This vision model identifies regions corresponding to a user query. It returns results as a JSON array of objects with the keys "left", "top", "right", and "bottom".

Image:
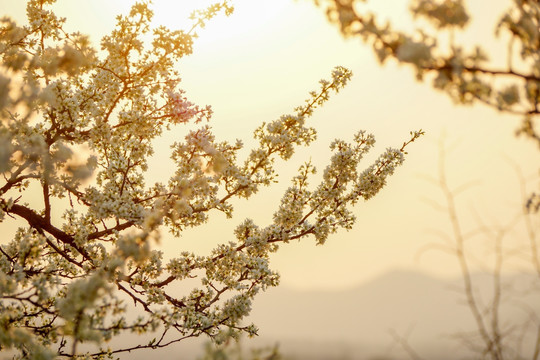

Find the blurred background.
[{"left": 1, "top": 0, "right": 539, "bottom": 358}]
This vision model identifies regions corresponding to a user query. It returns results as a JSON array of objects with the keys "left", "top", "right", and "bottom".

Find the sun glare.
[{"left": 150, "top": 0, "right": 292, "bottom": 45}]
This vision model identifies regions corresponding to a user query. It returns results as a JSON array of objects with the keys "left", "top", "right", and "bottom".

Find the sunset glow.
[{"left": 2, "top": 0, "right": 540, "bottom": 359}]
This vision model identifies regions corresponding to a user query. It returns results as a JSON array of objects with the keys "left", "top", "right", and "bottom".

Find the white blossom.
[{"left": 0, "top": 1, "right": 422, "bottom": 358}]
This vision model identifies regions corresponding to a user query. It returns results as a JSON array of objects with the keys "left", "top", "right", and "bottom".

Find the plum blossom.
[{"left": 0, "top": 1, "right": 423, "bottom": 358}]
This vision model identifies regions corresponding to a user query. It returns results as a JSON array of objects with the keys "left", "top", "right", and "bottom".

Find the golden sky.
[{"left": 2, "top": 0, "right": 538, "bottom": 290}]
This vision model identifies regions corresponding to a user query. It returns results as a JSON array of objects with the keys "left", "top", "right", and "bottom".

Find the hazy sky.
[{"left": 2, "top": 0, "right": 538, "bottom": 290}]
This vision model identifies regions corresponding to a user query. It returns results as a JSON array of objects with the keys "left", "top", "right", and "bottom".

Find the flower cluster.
[
  {"left": 0, "top": 1, "right": 422, "bottom": 358},
  {"left": 410, "top": 0, "right": 469, "bottom": 29}
]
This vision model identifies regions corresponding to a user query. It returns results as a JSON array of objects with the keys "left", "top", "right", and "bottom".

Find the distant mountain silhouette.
[{"left": 245, "top": 269, "right": 540, "bottom": 360}]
